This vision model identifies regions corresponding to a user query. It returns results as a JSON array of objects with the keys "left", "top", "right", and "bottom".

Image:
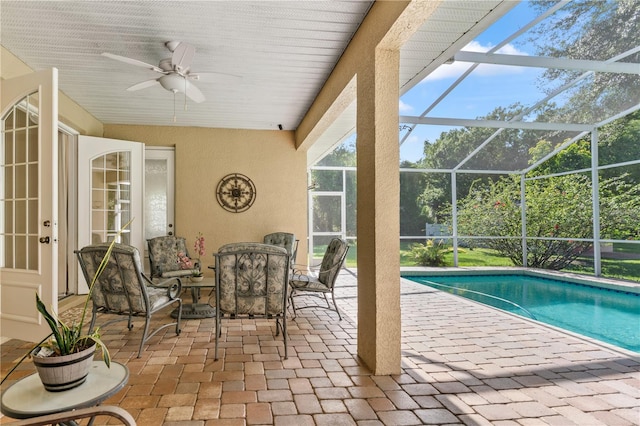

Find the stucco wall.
[{"left": 104, "top": 124, "right": 308, "bottom": 273}]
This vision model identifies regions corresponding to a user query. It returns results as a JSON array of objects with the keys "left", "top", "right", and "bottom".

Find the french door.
[
  {"left": 1, "top": 69, "right": 58, "bottom": 342},
  {"left": 77, "top": 136, "right": 144, "bottom": 294}
]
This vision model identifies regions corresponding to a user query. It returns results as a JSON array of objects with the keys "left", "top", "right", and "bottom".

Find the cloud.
[
  {"left": 399, "top": 99, "right": 414, "bottom": 113},
  {"left": 422, "top": 41, "right": 529, "bottom": 82},
  {"left": 405, "top": 134, "right": 421, "bottom": 144}
]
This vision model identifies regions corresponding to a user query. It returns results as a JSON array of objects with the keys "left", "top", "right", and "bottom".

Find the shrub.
[{"left": 409, "top": 239, "right": 447, "bottom": 266}]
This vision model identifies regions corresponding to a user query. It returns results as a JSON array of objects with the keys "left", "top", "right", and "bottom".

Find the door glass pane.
[
  {"left": 15, "top": 130, "right": 26, "bottom": 163},
  {"left": 90, "top": 151, "right": 132, "bottom": 245},
  {"left": 145, "top": 158, "right": 168, "bottom": 239},
  {"left": 28, "top": 125, "right": 38, "bottom": 162},
  {"left": 15, "top": 164, "right": 26, "bottom": 198},
  {"left": 28, "top": 162, "right": 37, "bottom": 197},
  {"left": 1, "top": 92, "right": 38, "bottom": 269}
]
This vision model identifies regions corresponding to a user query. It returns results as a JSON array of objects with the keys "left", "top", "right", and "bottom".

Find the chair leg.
[
  {"left": 214, "top": 314, "right": 220, "bottom": 360},
  {"left": 331, "top": 291, "right": 342, "bottom": 321},
  {"left": 289, "top": 289, "right": 297, "bottom": 318},
  {"left": 283, "top": 315, "right": 288, "bottom": 359},
  {"left": 175, "top": 300, "right": 182, "bottom": 335},
  {"left": 138, "top": 313, "right": 152, "bottom": 358}
]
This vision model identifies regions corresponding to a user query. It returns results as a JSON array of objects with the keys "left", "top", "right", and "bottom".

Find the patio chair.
[
  {"left": 147, "top": 235, "right": 201, "bottom": 280},
  {"left": 289, "top": 238, "right": 349, "bottom": 320},
  {"left": 213, "top": 242, "right": 290, "bottom": 359},
  {"left": 76, "top": 243, "right": 183, "bottom": 358},
  {"left": 263, "top": 232, "right": 298, "bottom": 271}
]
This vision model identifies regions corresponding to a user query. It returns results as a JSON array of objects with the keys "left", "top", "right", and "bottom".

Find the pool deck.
[{"left": 1, "top": 268, "right": 639, "bottom": 425}]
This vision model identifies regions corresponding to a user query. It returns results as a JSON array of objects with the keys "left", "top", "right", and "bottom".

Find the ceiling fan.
[{"left": 102, "top": 41, "right": 234, "bottom": 104}]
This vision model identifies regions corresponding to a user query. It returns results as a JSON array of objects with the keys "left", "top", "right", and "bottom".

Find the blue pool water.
[{"left": 408, "top": 274, "right": 640, "bottom": 352}]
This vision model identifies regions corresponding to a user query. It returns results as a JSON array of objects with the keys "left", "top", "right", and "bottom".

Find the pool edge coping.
[{"left": 400, "top": 266, "right": 640, "bottom": 295}]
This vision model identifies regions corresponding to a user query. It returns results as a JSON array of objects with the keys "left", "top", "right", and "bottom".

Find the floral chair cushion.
[
  {"left": 77, "top": 243, "right": 169, "bottom": 313},
  {"left": 317, "top": 238, "right": 349, "bottom": 287},
  {"left": 213, "top": 242, "right": 290, "bottom": 359},
  {"left": 147, "top": 236, "right": 200, "bottom": 278},
  {"left": 216, "top": 243, "right": 289, "bottom": 316},
  {"left": 263, "top": 232, "right": 297, "bottom": 264}
]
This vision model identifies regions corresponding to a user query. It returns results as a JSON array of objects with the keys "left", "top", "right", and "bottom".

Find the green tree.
[
  {"left": 455, "top": 174, "right": 640, "bottom": 269},
  {"left": 530, "top": 111, "right": 640, "bottom": 180},
  {"left": 400, "top": 161, "right": 428, "bottom": 236},
  {"left": 418, "top": 104, "right": 568, "bottom": 222},
  {"left": 311, "top": 137, "right": 357, "bottom": 237},
  {"left": 597, "top": 110, "right": 640, "bottom": 183},
  {"left": 528, "top": 0, "right": 640, "bottom": 124},
  {"left": 316, "top": 137, "right": 356, "bottom": 167},
  {"left": 529, "top": 139, "right": 591, "bottom": 175}
]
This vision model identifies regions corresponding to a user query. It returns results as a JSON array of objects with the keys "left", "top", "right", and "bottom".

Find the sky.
[{"left": 397, "top": 1, "right": 549, "bottom": 163}]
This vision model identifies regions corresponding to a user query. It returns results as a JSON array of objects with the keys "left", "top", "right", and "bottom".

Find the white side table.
[{"left": 1, "top": 361, "right": 128, "bottom": 420}]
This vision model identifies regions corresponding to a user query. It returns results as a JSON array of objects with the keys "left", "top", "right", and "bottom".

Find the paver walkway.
[{"left": 1, "top": 269, "right": 638, "bottom": 425}]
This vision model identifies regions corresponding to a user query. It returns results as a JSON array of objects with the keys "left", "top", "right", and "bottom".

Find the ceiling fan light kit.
[{"left": 159, "top": 74, "right": 189, "bottom": 93}]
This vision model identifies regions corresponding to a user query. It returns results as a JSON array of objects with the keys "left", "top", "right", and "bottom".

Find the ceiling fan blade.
[
  {"left": 185, "top": 83, "right": 205, "bottom": 103},
  {"left": 126, "top": 79, "right": 161, "bottom": 92},
  {"left": 102, "top": 52, "right": 165, "bottom": 73},
  {"left": 189, "top": 72, "right": 242, "bottom": 84},
  {"left": 171, "top": 42, "right": 195, "bottom": 72}
]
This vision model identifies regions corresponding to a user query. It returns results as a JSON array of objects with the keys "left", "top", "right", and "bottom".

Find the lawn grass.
[
  {"left": 564, "top": 257, "right": 640, "bottom": 282},
  {"left": 314, "top": 242, "right": 639, "bottom": 282},
  {"left": 614, "top": 242, "right": 640, "bottom": 254}
]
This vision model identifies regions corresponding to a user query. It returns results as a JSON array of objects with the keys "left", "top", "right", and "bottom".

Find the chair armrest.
[
  {"left": 143, "top": 274, "right": 182, "bottom": 299},
  {"left": 4, "top": 405, "right": 136, "bottom": 426},
  {"left": 291, "top": 272, "right": 312, "bottom": 284},
  {"left": 292, "top": 261, "right": 342, "bottom": 279},
  {"left": 291, "top": 264, "right": 311, "bottom": 276}
]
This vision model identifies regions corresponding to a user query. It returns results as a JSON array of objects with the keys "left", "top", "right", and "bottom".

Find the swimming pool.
[{"left": 406, "top": 273, "right": 640, "bottom": 352}]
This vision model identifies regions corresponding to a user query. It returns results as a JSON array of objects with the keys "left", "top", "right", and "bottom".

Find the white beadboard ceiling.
[{"left": 1, "top": 1, "right": 507, "bottom": 158}]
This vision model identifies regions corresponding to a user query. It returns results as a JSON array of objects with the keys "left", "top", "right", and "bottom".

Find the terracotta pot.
[{"left": 32, "top": 343, "right": 96, "bottom": 392}]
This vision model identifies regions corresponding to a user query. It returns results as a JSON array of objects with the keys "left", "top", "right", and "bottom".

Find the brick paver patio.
[{"left": 1, "top": 269, "right": 638, "bottom": 425}]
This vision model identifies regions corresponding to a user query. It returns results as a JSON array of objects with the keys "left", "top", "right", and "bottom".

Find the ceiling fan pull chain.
[
  {"left": 184, "top": 78, "right": 188, "bottom": 111},
  {"left": 173, "top": 91, "right": 177, "bottom": 123}
]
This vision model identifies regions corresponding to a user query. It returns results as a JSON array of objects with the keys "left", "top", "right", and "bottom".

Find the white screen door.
[
  {"left": 1, "top": 68, "right": 58, "bottom": 342},
  {"left": 77, "top": 136, "right": 144, "bottom": 294}
]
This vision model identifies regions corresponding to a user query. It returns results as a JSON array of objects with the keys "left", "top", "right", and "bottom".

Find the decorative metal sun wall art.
[{"left": 216, "top": 173, "right": 256, "bottom": 213}]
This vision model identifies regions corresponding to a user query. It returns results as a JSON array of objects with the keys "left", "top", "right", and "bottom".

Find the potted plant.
[
  {"left": 30, "top": 293, "right": 109, "bottom": 391},
  {"left": 2, "top": 221, "right": 131, "bottom": 391},
  {"left": 191, "top": 232, "right": 206, "bottom": 282},
  {"left": 177, "top": 233, "right": 206, "bottom": 282}
]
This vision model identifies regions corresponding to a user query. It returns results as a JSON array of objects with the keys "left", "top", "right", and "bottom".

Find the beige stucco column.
[
  {"left": 356, "top": 46, "right": 401, "bottom": 375},
  {"left": 295, "top": 1, "right": 445, "bottom": 375}
]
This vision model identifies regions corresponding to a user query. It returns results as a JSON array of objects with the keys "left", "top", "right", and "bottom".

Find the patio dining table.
[{"left": 171, "top": 277, "right": 216, "bottom": 319}]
